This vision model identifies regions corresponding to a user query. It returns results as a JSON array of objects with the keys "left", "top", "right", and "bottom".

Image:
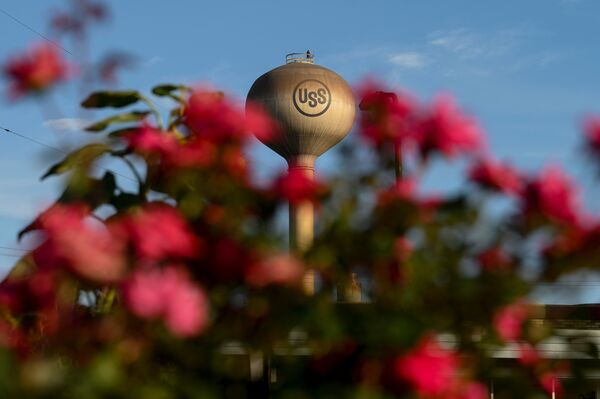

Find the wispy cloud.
[
  {"left": 388, "top": 52, "right": 427, "bottom": 69},
  {"left": 43, "top": 118, "right": 90, "bottom": 132},
  {"left": 428, "top": 28, "right": 521, "bottom": 59},
  {"left": 144, "top": 56, "right": 163, "bottom": 67}
]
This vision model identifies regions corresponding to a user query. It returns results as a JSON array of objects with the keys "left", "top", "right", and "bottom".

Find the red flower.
[
  {"left": 357, "top": 82, "right": 418, "bottom": 147},
  {"left": 4, "top": 43, "right": 70, "bottom": 99},
  {"left": 116, "top": 203, "right": 201, "bottom": 261},
  {"left": 518, "top": 343, "right": 541, "bottom": 367},
  {"left": 522, "top": 166, "right": 582, "bottom": 227},
  {"left": 394, "top": 237, "right": 413, "bottom": 263},
  {"left": 272, "top": 169, "right": 324, "bottom": 205},
  {"left": 124, "top": 266, "right": 209, "bottom": 337},
  {"left": 394, "top": 336, "right": 460, "bottom": 396},
  {"left": 477, "top": 247, "right": 511, "bottom": 272},
  {"left": 185, "top": 89, "right": 277, "bottom": 144},
  {"left": 539, "top": 372, "right": 562, "bottom": 397},
  {"left": 418, "top": 95, "right": 484, "bottom": 159},
  {"left": 493, "top": 302, "right": 529, "bottom": 342},
  {"left": 468, "top": 158, "right": 522, "bottom": 195},
  {"left": 376, "top": 178, "right": 417, "bottom": 205},
  {"left": 31, "top": 204, "right": 126, "bottom": 283},
  {"left": 126, "top": 125, "right": 217, "bottom": 170},
  {"left": 245, "top": 254, "right": 304, "bottom": 287},
  {"left": 584, "top": 116, "right": 600, "bottom": 151},
  {"left": 126, "top": 124, "right": 177, "bottom": 155}
]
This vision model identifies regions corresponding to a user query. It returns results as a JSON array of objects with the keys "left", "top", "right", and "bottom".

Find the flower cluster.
[{"left": 3, "top": 43, "right": 70, "bottom": 99}]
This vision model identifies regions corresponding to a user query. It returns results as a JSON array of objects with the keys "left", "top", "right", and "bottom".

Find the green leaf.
[
  {"left": 41, "top": 143, "right": 111, "bottom": 180},
  {"left": 111, "top": 192, "right": 141, "bottom": 211},
  {"left": 85, "top": 110, "right": 150, "bottom": 132},
  {"left": 151, "top": 84, "right": 188, "bottom": 97},
  {"left": 107, "top": 126, "right": 139, "bottom": 138},
  {"left": 57, "top": 172, "right": 116, "bottom": 209},
  {"left": 81, "top": 90, "right": 141, "bottom": 109}
]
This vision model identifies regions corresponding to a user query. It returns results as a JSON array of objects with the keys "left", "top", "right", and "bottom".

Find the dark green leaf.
[
  {"left": 151, "top": 84, "right": 187, "bottom": 97},
  {"left": 57, "top": 172, "right": 116, "bottom": 209},
  {"left": 81, "top": 90, "right": 141, "bottom": 109},
  {"left": 107, "top": 126, "right": 139, "bottom": 138},
  {"left": 41, "top": 143, "right": 111, "bottom": 180},
  {"left": 85, "top": 110, "right": 150, "bottom": 132},
  {"left": 111, "top": 192, "right": 141, "bottom": 211}
]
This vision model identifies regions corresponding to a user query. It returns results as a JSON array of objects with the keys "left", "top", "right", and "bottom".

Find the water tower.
[{"left": 247, "top": 51, "right": 356, "bottom": 294}]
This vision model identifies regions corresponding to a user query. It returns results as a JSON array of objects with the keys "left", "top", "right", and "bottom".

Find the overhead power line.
[
  {"left": 0, "top": 246, "right": 29, "bottom": 252},
  {"left": 0, "top": 124, "right": 137, "bottom": 183},
  {"left": 0, "top": 8, "right": 72, "bottom": 55}
]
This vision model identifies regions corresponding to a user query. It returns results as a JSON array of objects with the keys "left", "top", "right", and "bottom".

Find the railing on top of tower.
[{"left": 286, "top": 51, "right": 314, "bottom": 64}]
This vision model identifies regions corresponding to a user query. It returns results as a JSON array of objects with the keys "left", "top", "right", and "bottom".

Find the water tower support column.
[{"left": 288, "top": 155, "right": 316, "bottom": 295}]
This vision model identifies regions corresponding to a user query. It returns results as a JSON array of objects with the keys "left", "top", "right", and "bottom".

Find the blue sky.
[{"left": 1, "top": 0, "right": 600, "bottom": 302}]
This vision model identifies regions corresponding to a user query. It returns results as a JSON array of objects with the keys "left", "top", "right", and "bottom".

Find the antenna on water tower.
[{"left": 246, "top": 51, "right": 356, "bottom": 295}]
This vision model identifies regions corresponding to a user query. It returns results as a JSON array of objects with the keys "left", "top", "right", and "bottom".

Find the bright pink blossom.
[
  {"left": 126, "top": 124, "right": 177, "bottom": 155},
  {"left": 468, "top": 158, "right": 522, "bottom": 195},
  {"left": 126, "top": 125, "right": 217, "bottom": 170},
  {"left": 4, "top": 43, "right": 70, "bottom": 99},
  {"left": 522, "top": 166, "right": 582, "bottom": 227},
  {"left": 245, "top": 254, "right": 304, "bottom": 287},
  {"left": 394, "top": 336, "right": 460, "bottom": 396},
  {"left": 124, "top": 267, "right": 209, "bottom": 337},
  {"left": 32, "top": 204, "right": 125, "bottom": 283},
  {"left": 185, "top": 89, "right": 278, "bottom": 144},
  {"left": 358, "top": 82, "right": 418, "bottom": 147},
  {"left": 418, "top": 95, "right": 484, "bottom": 159},
  {"left": 116, "top": 203, "right": 201, "bottom": 261},
  {"left": 272, "top": 169, "right": 324, "bottom": 205},
  {"left": 493, "top": 302, "right": 529, "bottom": 342}
]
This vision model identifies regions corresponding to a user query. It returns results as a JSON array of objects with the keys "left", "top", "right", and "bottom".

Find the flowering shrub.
[{"left": 2, "top": 5, "right": 600, "bottom": 398}]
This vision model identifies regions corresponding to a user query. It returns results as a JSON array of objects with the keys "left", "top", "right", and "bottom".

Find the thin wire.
[
  {"left": 0, "top": 253, "right": 21, "bottom": 258},
  {"left": 0, "top": 8, "right": 72, "bottom": 55},
  {"left": 0, "top": 124, "right": 138, "bottom": 183},
  {"left": 0, "top": 246, "right": 29, "bottom": 252}
]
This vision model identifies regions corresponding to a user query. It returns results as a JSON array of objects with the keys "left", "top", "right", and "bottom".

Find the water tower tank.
[
  {"left": 246, "top": 52, "right": 356, "bottom": 168},
  {"left": 246, "top": 52, "right": 356, "bottom": 294}
]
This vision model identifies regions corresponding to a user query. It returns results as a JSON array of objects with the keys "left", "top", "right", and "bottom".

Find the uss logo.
[{"left": 293, "top": 79, "right": 331, "bottom": 117}]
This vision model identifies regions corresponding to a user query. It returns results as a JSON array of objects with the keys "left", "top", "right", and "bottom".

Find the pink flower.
[
  {"left": 357, "top": 82, "right": 418, "bottom": 147},
  {"left": 522, "top": 166, "right": 582, "bottom": 227},
  {"left": 126, "top": 124, "right": 217, "bottom": 171},
  {"left": 272, "top": 169, "right": 325, "bottom": 205},
  {"left": 31, "top": 204, "right": 126, "bottom": 283},
  {"left": 164, "top": 279, "right": 209, "bottom": 337},
  {"left": 245, "top": 254, "right": 304, "bottom": 287},
  {"left": 126, "top": 124, "right": 177, "bottom": 155},
  {"left": 4, "top": 43, "right": 70, "bottom": 99},
  {"left": 124, "top": 266, "right": 209, "bottom": 338},
  {"left": 418, "top": 95, "right": 484, "bottom": 159},
  {"left": 116, "top": 203, "right": 201, "bottom": 261},
  {"left": 493, "top": 302, "right": 529, "bottom": 342},
  {"left": 394, "top": 336, "right": 459, "bottom": 396},
  {"left": 468, "top": 158, "right": 522, "bottom": 195},
  {"left": 539, "top": 372, "right": 562, "bottom": 397},
  {"left": 185, "top": 89, "right": 276, "bottom": 144},
  {"left": 245, "top": 101, "right": 281, "bottom": 143},
  {"left": 460, "top": 382, "right": 488, "bottom": 399},
  {"left": 123, "top": 267, "right": 165, "bottom": 318},
  {"left": 518, "top": 343, "right": 541, "bottom": 367}
]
